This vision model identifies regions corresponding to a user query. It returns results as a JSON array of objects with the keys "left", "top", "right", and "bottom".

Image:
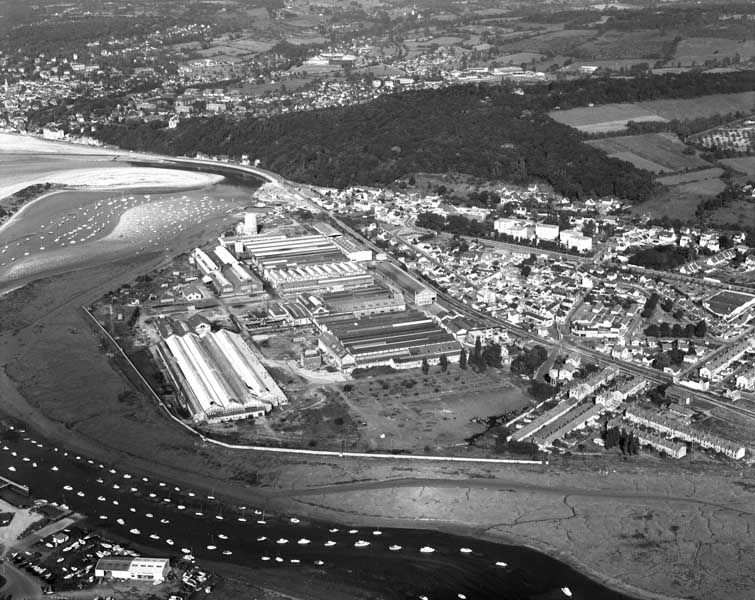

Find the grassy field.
[
  {"left": 719, "top": 156, "right": 755, "bottom": 176},
  {"left": 632, "top": 178, "right": 726, "bottom": 219},
  {"left": 587, "top": 133, "right": 710, "bottom": 173},
  {"left": 656, "top": 167, "right": 724, "bottom": 186},
  {"left": 708, "top": 200, "right": 755, "bottom": 227},
  {"left": 638, "top": 91, "right": 755, "bottom": 120},
  {"left": 575, "top": 30, "right": 676, "bottom": 60},
  {"left": 673, "top": 37, "right": 755, "bottom": 66},
  {"left": 549, "top": 103, "right": 666, "bottom": 133}
]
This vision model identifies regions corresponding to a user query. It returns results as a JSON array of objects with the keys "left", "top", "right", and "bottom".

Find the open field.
[
  {"left": 632, "top": 179, "right": 726, "bottom": 219},
  {"left": 656, "top": 167, "right": 724, "bottom": 186},
  {"left": 549, "top": 103, "right": 666, "bottom": 134},
  {"left": 552, "top": 91, "right": 755, "bottom": 134},
  {"left": 707, "top": 200, "right": 755, "bottom": 228},
  {"left": 575, "top": 30, "right": 677, "bottom": 60},
  {"left": 719, "top": 156, "right": 755, "bottom": 177},
  {"left": 638, "top": 91, "right": 755, "bottom": 121},
  {"left": 587, "top": 133, "right": 710, "bottom": 173},
  {"left": 673, "top": 37, "right": 755, "bottom": 66}
]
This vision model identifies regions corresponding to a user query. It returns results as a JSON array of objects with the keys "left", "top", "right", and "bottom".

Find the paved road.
[{"left": 0, "top": 562, "right": 42, "bottom": 600}]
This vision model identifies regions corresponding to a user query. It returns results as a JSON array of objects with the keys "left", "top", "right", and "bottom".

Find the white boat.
[
  {"left": 206, "top": 545, "right": 216, "bottom": 550},
  {"left": 290, "top": 517, "right": 300, "bottom": 523},
  {"left": 129, "top": 508, "right": 136, "bottom": 513},
  {"left": 112, "top": 484, "right": 120, "bottom": 490},
  {"left": 274, "top": 557, "right": 283, "bottom": 563},
  {"left": 112, "top": 500, "right": 119, "bottom": 505},
  {"left": 177, "top": 505, "right": 186, "bottom": 510},
  {"left": 215, "top": 515, "right": 223, "bottom": 520},
  {"left": 324, "top": 540, "right": 336, "bottom": 547},
  {"left": 237, "top": 517, "right": 246, "bottom": 522},
  {"left": 149, "top": 493, "right": 157, "bottom": 498},
  {"left": 166, "top": 539, "right": 174, "bottom": 546},
  {"left": 495, "top": 561, "right": 508, "bottom": 567},
  {"left": 348, "top": 529, "right": 358, "bottom": 534},
  {"left": 328, "top": 528, "right": 339, "bottom": 533},
  {"left": 314, "top": 560, "right": 324, "bottom": 566},
  {"left": 63, "top": 485, "right": 73, "bottom": 491},
  {"left": 95, "top": 477, "right": 102, "bottom": 483},
  {"left": 109, "top": 469, "right": 116, "bottom": 474},
  {"left": 256, "top": 536, "right": 267, "bottom": 542},
  {"left": 97, "top": 496, "right": 106, "bottom": 502},
  {"left": 354, "top": 540, "right": 370, "bottom": 548},
  {"left": 458, "top": 594, "right": 467, "bottom": 599},
  {"left": 22, "top": 457, "right": 30, "bottom": 462},
  {"left": 218, "top": 534, "right": 228, "bottom": 540},
  {"left": 129, "top": 528, "right": 140, "bottom": 535},
  {"left": 222, "top": 550, "right": 232, "bottom": 556},
  {"left": 290, "top": 559, "right": 300, "bottom": 564},
  {"left": 181, "top": 548, "right": 191, "bottom": 554},
  {"left": 160, "top": 519, "right": 169, "bottom": 524},
  {"left": 51, "top": 466, "right": 59, "bottom": 471},
  {"left": 460, "top": 547, "right": 472, "bottom": 554},
  {"left": 99, "top": 515, "right": 107, "bottom": 520},
  {"left": 297, "top": 538, "right": 310, "bottom": 545},
  {"left": 372, "top": 530, "right": 382, "bottom": 536},
  {"left": 276, "top": 538, "right": 288, "bottom": 545},
  {"left": 76, "top": 492, "right": 85, "bottom": 497},
  {"left": 561, "top": 587, "right": 573, "bottom": 597},
  {"left": 419, "top": 546, "right": 435, "bottom": 554},
  {"left": 150, "top": 534, "right": 160, "bottom": 540},
  {"left": 389, "top": 545, "right": 402, "bottom": 551},
  {"left": 256, "top": 520, "right": 266, "bottom": 525},
  {"left": 7, "top": 466, "right": 15, "bottom": 472},
  {"left": 261, "top": 556, "right": 270, "bottom": 561}
]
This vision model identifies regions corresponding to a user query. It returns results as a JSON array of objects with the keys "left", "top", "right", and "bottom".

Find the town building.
[{"left": 560, "top": 229, "right": 593, "bottom": 252}]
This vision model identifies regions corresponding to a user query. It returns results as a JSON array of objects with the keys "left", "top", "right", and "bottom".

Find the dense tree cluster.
[
  {"left": 604, "top": 426, "right": 640, "bottom": 455},
  {"left": 645, "top": 321, "right": 706, "bottom": 339},
  {"left": 415, "top": 211, "right": 494, "bottom": 238},
  {"left": 510, "top": 345, "right": 548, "bottom": 378},
  {"left": 630, "top": 245, "right": 690, "bottom": 271},
  {"left": 96, "top": 83, "right": 656, "bottom": 202},
  {"left": 640, "top": 292, "right": 660, "bottom": 319}
]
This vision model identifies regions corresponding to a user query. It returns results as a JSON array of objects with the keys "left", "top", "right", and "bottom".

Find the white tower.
[{"left": 243, "top": 212, "right": 258, "bottom": 235}]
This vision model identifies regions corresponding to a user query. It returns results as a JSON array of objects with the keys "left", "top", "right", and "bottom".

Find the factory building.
[
  {"left": 191, "top": 248, "right": 219, "bottom": 276},
  {"left": 192, "top": 245, "right": 263, "bottom": 296},
  {"left": 560, "top": 229, "right": 593, "bottom": 253},
  {"left": 332, "top": 236, "right": 373, "bottom": 262},
  {"left": 156, "top": 327, "right": 286, "bottom": 423},
  {"left": 95, "top": 557, "right": 170, "bottom": 582},
  {"left": 317, "top": 310, "right": 460, "bottom": 370},
  {"left": 372, "top": 261, "right": 436, "bottom": 305},
  {"left": 321, "top": 284, "right": 405, "bottom": 317},
  {"left": 311, "top": 221, "right": 342, "bottom": 238}
]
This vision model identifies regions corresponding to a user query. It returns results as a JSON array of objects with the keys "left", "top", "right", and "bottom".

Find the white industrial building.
[
  {"left": 158, "top": 329, "right": 287, "bottom": 423},
  {"left": 535, "top": 223, "right": 560, "bottom": 241},
  {"left": 95, "top": 557, "right": 170, "bottom": 582},
  {"left": 191, "top": 248, "right": 219, "bottom": 276},
  {"left": 560, "top": 229, "right": 593, "bottom": 252}
]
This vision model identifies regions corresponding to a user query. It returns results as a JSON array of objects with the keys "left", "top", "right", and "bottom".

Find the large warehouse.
[
  {"left": 156, "top": 326, "right": 287, "bottom": 423},
  {"left": 317, "top": 310, "right": 460, "bottom": 369},
  {"left": 373, "top": 261, "right": 436, "bottom": 305}
]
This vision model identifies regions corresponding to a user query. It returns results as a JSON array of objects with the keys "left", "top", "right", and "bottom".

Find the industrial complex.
[{"left": 154, "top": 319, "right": 286, "bottom": 423}]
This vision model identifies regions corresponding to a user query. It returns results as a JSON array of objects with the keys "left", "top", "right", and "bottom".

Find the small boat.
[
  {"left": 123, "top": 473, "right": 131, "bottom": 479},
  {"left": 159, "top": 482, "right": 166, "bottom": 487},
  {"left": 237, "top": 517, "right": 246, "bottom": 522},
  {"left": 328, "top": 528, "right": 339, "bottom": 533},
  {"left": 97, "top": 496, "right": 106, "bottom": 502},
  {"left": 7, "top": 466, "right": 15, "bottom": 472},
  {"left": 181, "top": 548, "right": 191, "bottom": 554},
  {"left": 290, "top": 517, "right": 300, "bottom": 524},
  {"left": 99, "top": 515, "right": 107, "bottom": 520},
  {"left": 276, "top": 538, "right": 288, "bottom": 544},
  {"left": 256, "top": 536, "right": 267, "bottom": 542},
  {"left": 495, "top": 561, "right": 508, "bottom": 567},
  {"left": 256, "top": 520, "right": 266, "bottom": 525},
  {"left": 129, "top": 508, "right": 136, "bottom": 513},
  {"left": 129, "top": 528, "right": 140, "bottom": 535},
  {"left": 150, "top": 534, "right": 160, "bottom": 540},
  {"left": 177, "top": 505, "right": 186, "bottom": 510},
  {"left": 195, "top": 512, "right": 204, "bottom": 517},
  {"left": 166, "top": 539, "right": 174, "bottom": 546},
  {"left": 76, "top": 492, "right": 85, "bottom": 497},
  {"left": 348, "top": 529, "right": 358, "bottom": 534},
  {"left": 324, "top": 540, "right": 336, "bottom": 547},
  {"left": 160, "top": 519, "right": 169, "bottom": 524},
  {"left": 222, "top": 550, "right": 232, "bottom": 556},
  {"left": 109, "top": 469, "right": 116, "bottom": 474},
  {"left": 297, "top": 538, "right": 310, "bottom": 545},
  {"left": 460, "top": 548, "right": 472, "bottom": 554},
  {"left": 112, "top": 484, "right": 120, "bottom": 490},
  {"left": 130, "top": 487, "right": 138, "bottom": 493},
  {"left": 274, "top": 557, "right": 283, "bottom": 563},
  {"left": 63, "top": 485, "right": 73, "bottom": 491},
  {"left": 354, "top": 540, "right": 370, "bottom": 548},
  {"left": 95, "top": 478, "right": 103, "bottom": 483},
  {"left": 206, "top": 545, "right": 216, "bottom": 550},
  {"left": 51, "top": 466, "right": 59, "bottom": 471},
  {"left": 290, "top": 559, "right": 300, "bottom": 564},
  {"left": 419, "top": 546, "right": 435, "bottom": 554},
  {"left": 458, "top": 594, "right": 467, "bottom": 600},
  {"left": 22, "top": 457, "right": 30, "bottom": 462},
  {"left": 261, "top": 556, "right": 270, "bottom": 561},
  {"left": 149, "top": 493, "right": 157, "bottom": 498},
  {"left": 372, "top": 530, "right": 382, "bottom": 536},
  {"left": 218, "top": 534, "right": 228, "bottom": 540},
  {"left": 389, "top": 545, "right": 402, "bottom": 551},
  {"left": 314, "top": 560, "right": 324, "bottom": 566},
  {"left": 112, "top": 500, "right": 119, "bottom": 506},
  {"left": 215, "top": 515, "right": 223, "bottom": 520},
  {"left": 31, "top": 462, "right": 37, "bottom": 468},
  {"left": 561, "top": 587, "right": 573, "bottom": 598}
]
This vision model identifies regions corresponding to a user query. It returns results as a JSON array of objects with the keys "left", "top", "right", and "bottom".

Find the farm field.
[
  {"left": 638, "top": 91, "right": 755, "bottom": 120},
  {"left": 549, "top": 103, "right": 666, "bottom": 133},
  {"left": 657, "top": 167, "right": 724, "bottom": 185},
  {"left": 673, "top": 37, "right": 755, "bottom": 66},
  {"left": 719, "top": 156, "right": 755, "bottom": 177},
  {"left": 552, "top": 91, "right": 755, "bottom": 134},
  {"left": 575, "top": 30, "right": 677, "bottom": 60},
  {"left": 707, "top": 200, "right": 755, "bottom": 228},
  {"left": 586, "top": 133, "right": 710, "bottom": 173}
]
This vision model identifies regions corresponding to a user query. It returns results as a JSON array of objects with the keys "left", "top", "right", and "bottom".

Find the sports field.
[
  {"left": 704, "top": 290, "right": 755, "bottom": 317},
  {"left": 587, "top": 133, "right": 710, "bottom": 173}
]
